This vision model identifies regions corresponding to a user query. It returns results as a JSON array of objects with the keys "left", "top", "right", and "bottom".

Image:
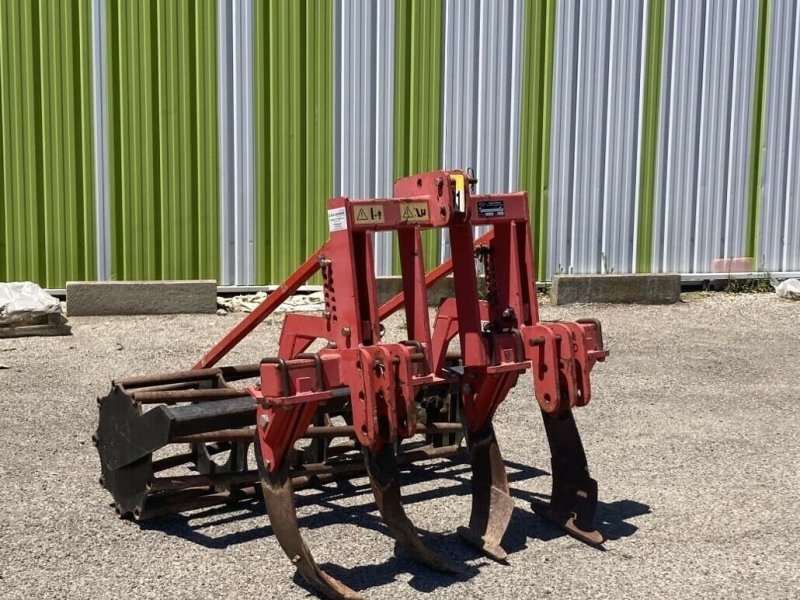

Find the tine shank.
[
  {"left": 532, "top": 409, "right": 605, "bottom": 547},
  {"left": 257, "top": 451, "right": 365, "bottom": 600},
  {"left": 457, "top": 425, "right": 513, "bottom": 562},
  {"left": 362, "top": 445, "right": 459, "bottom": 574}
]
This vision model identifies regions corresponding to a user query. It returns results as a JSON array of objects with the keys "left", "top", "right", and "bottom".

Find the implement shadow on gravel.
[
  {"left": 502, "top": 493, "right": 651, "bottom": 553},
  {"left": 140, "top": 455, "right": 648, "bottom": 594}
]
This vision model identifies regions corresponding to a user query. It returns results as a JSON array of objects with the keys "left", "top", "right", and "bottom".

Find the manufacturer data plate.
[{"left": 476, "top": 200, "right": 505, "bottom": 217}]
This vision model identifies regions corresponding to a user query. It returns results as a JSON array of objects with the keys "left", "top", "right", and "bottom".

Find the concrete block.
[
  {"left": 551, "top": 273, "right": 681, "bottom": 305},
  {"left": 66, "top": 280, "right": 217, "bottom": 316}
]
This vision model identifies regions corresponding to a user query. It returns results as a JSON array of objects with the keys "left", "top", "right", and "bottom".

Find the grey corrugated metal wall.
[
  {"left": 441, "top": 0, "right": 525, "bottom": 259},
  {"left": 6, "top": 0, "right": 800, "bottom": 288},
  {"left": 653, "top": 0, "right": 759, "bottom": 274},
  {"left": 334, "top": 0, "right": 396, "bottom": 276},
  {"left": 548, "top": 0, "right": 647, "bottom": 276},
  {"left": 760, "top": 0, "right": 800, "bottom": 274},
  {"left": 218, "top": 0, "right": 255, "bottom": 285}
]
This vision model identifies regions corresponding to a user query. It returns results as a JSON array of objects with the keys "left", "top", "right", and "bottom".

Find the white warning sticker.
[
  {"left": 328, "top": 206, "right": 347, "bottom": 231},
  {"left": 400, "top": 201, "right": 430, "bottom": 223}
]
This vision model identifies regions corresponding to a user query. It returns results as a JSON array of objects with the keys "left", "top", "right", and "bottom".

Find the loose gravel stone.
[{"left": 0, "top": 293, "right": 797, "bottom": 599}]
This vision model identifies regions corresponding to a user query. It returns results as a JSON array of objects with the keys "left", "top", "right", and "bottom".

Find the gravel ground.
[{"left": 1, "top": 292, "right": 798, "bottom": 599}]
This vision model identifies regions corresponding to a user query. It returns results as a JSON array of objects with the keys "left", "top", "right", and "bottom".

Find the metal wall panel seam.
[
  {"left": 692, "top": 0, "right": 725, "bottom": 273},
  {"left": 218, "top": 0, "right": 232, "bottom": 283},
  {"left": 440, "top": 0, "right": 478, "bottom": 263},
  {"left": 0, "top": 5, "right": 5, "bottom": 281},
  {"left": 760, "top": 0, "right": 797, "bottom": 271},
  {"left": 652, "top": 0, "right": 675, "bottom": 272},
  {"left": 758, "top": 0, "right": 785, "bottom": 270},
  {"left": 694, "top": 0, "right": 757, "bottom": 271},
  {"left": 518, "top": 0, "right": 556, "bottom": 280},
  {"left": 237, "top": 0, "right": 255, "bottom": 285},
  {"left": 782, "top": 0, "right": 800, "bottom": 270},
  {"left": 92, "top": 0, "right": 110, "bottom": 280},
  {"left": 506, "top": 0, "right": 525, "bottom": 192},
  {"left": 477, "top": 2, "right": 525, "bottom": 193},
  {"left": 334, "top": 0, "right": 395, "bottom": 277},
  {"left": 441, "top": 0, "right": 525, "bottom": 262},
  {"left": 656, "top": 1, "right": 706, "bottom": 273},
  {"left": 218, "top": 0, "right": 255, "bottom": 285},
  {"left": 569, "top": 0, "right": 612, "bottom": 274},
  {"left": 548, "top": 0, "right": 579, "bottom": 276},
  {"left": 374, "top": 0, "right": 397, "bottom": 276},
  {"left": 745, "top": 0, "right": 770, "bottom": 259},
  {"left": 601, "top": 0, "right": 645, "bottom": 275},
  {"left": 635, "top": 0, "right": 665, "bottom": 273},
  {"left": 723, "top": 0, "right": 758, "bottom": 261}
]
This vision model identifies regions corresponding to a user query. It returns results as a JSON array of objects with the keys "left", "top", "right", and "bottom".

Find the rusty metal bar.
[
  {"left": 219, "top": 364, "right": 262, "bottom": 380},
  {"left": 150, "top": 470, "right": 261, "bottom": 492},
  {"left": 137, "top": 442, "right": 463, "bottom": 520},
  {"left": 148, "top": 443, "right": 461, "bottom": 494},
  {"left": 171, "top": 428, "right": 256, "bottom": 443},
  {"left": 170, "top": 422, "right": 464, "bottom": 444},
  {"left": 133, "top": 388, "right": 251, "bottom": 404},
  {"left": 114, "top": 368, "right": 222, "bottom": 389}
]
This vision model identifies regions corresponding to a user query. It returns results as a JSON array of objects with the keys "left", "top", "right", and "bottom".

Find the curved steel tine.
[
  {"left": 456, "top": 424, "right": 514, "bottom": 562},
  {"left": 531, "top": 409, "right": 605, "bottom": 547},
  {"left": 257, "top": 450, "right": 365, "bottom": 600},
  {"left": 362, "top": 444, "right": 460, "bottom": 574}
]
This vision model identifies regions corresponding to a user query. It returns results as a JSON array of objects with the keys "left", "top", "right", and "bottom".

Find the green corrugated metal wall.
[
  {"left": 635, "top": 0, "right": 665, "bottom": 273},
  {"left": 105, "top": 0, "right": 219, "bottom": 280},
  {"left": 0, "top": 0, "right": 95, "bottom": 287},
  {"left": 519, "top": 0, "right": 556, "bottom": 281},
  {"left": 745, "top": 0, "right": 771, "bottom": 259},
  {"left": 393, "top": 0, "right": 443, "bottom": 271},
  {"left": 254, "top": 0, "right": 333, "bottom": 283}
]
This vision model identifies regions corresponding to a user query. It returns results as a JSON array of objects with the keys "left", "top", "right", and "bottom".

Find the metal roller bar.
[{"left": 133, "top": 388, "right": 251, "bottom": 404}]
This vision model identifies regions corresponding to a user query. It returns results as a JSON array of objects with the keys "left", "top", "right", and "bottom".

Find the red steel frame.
[{"left": 194, "top": 170, "right": 608, "bottom": 476}]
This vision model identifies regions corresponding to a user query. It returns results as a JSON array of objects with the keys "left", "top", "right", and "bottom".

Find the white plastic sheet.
[
  {"left": 0, "top": 282, "right": 63, "bottom": 325},
  {"left": 773, "top": 278, "right": 800, "bottom": 300},
  {"left": 216, "top": 291, "right": 324, "bottom": 314}
]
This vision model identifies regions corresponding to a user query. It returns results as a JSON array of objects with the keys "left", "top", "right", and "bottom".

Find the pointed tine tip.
[
  {"left": 319, "top": 572, "right": 368, "bottom": 600},
  {"left": 564, "top": 518, "right": 606, "bottom": 548},
  {"left": 398, "top": 526, "right": 461, "bottom": 574},
  {"left": 457, "top": 526, "right": 509, "bottom": 564},
  {"left": 530, "top": 500, "right": 606, "bottom": 549},
  {"left": 422, "top": 550, "right": 462, "bottom": 575}
]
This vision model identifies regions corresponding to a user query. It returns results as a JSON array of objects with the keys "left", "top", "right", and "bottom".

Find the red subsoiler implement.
[{"left": 96, "top": 170, "right": 609, "bottom": 598}]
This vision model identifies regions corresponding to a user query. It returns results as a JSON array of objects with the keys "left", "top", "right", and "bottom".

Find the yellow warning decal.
[
  {"left": 400, "top": 201, "right": 430, "bottom": 223},
  {"left": 450, "top": 173, "right": 466, "bottom": 212},
  {"left": 352, "top": 204, "right": 385, "bottom": 225}
]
